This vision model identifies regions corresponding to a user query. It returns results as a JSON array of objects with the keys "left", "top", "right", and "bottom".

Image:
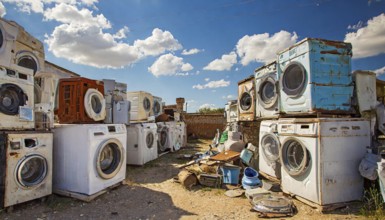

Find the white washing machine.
[
  {"left": 103, "top": 79, "right": 129, "bottom": 125},
  {"left": 0, "top": 131, "right": 53, "bottom": 208},
  {"left": 34, "top": 71, "right": 57, "bottom": 130},
  {"left": 238, "top": 75, "right": 256, "bottom": 121},
  {"left": 0, "top": 17, "right": 18, "bottom": 68},
  {"left": 277, "top": 38, "right": 354, "bottom": 115},
  {"left": 259, "top": 120, "right": 281, "bottom": 179},
  {"left": 126, "top": 122, "right": 158, "bottom": 165},
  {"left": 278, "top": 118, "right": 370, "bottom": 205},
  {"left": 175, "top": 121, "right": 187, "bottom": 149},
  {"left": 153, "top": 96, "right": 163, "bottom": 118},
  {"left": 127, "top": 91, "right": 153, "bottom": 122},
  {"left": 255, "top": 61, "right": 279, "bottom": 118},
  {"left": 165, "top": 121, "right": 179, "bottom": 151},
  {"left": 53, "top": 124, "right": 127, "bottom": 196},
  {"left": 157, "top": 122, "right": 172, "bottom": 152},
  {"left": 12, "top": 21, "right": 45, "bottom": 75},
  {"left": 0, "top": 64, "right": 35, "bottom": 130}
]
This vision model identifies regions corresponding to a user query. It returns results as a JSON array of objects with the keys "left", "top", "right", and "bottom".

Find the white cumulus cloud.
[
  {"left": 3, "top": 0, "right": 98, "bottom": 14},
  {"left": 345, "top": 13, "right": 385, "bottom": 59},
  {"left": 203, "top": 52, "right": 237, "bottom": 71},
  {"left": 182, "top": 48, "right": 203, "bottom": 55},
  {"left": 236, "top": 30, "right": 298, "bottom": 65},
  {"left": 148, "top": 53, "right": 193, "bottom": 77},
  {"left": 199, "top": 103, "right": 216, "bottom": 110},
  {"left": 134, "top": 28, "right": 182, "bottom": 56},
  {"left": 222, "top": 95, "right": 236, "bottom": 100},
  {"left": 192, "top": 79, "right": 230, "bottom": 90},
  {"left": 0, "top": 2, "right": 6, "bottom": 17}
]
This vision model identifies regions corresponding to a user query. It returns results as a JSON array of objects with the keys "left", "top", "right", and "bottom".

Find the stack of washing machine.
[
  {"left": 0, "top": 17, "right": 54, "bottom": 210},
  {"left": 52, "top": 77, "right": 128, "bottom": 197},
  {"left": 126, "top": 91, "right": 159, "bottom": 165},
  {"left": 237, "top": 38, "right": 373, "bottom": 208}
]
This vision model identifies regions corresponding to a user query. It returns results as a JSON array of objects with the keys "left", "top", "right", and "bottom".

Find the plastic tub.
[{"left": 220, "top": 164, "right": 241, "bottom": 185}]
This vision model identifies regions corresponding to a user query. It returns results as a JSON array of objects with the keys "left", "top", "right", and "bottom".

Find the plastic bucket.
[
  {"left": 220, "top": 164, "right": 241, "bottom": 185},
  {"left": 242, "top": 167, "right": 261, "bottom": 189}
]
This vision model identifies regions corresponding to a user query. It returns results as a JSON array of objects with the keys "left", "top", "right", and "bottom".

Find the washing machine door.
[
  {"left": 281, "top": 61, "right": 307, "bottom": 97},
  {"left": 260, "top": 133, "right": 280, "bottom": 166},
  {"left": 16, "top": 52, "right": 39, "bottom": 75},
  {"left": 84, "top": 88, "right": 106, "bottom": 121},
  {"left": 0, "top": 83, "right": 27, "bottom": 115},
  {"left": 146, "top": 131, "right": 155, "bottom": 149},
  {"left": 257, "top": 76, "right": 278, "bottom": 109},
  {"left": 143, "top": 96, "right": 151, "bottom": 112},
  {"left": 280, "top": 137, "right": 310, "bottom": 176},
  {"left": 239, "top": 91, "right": 252, "bottom": 112},
  {"left": 158, "top": 127, "right": 168, "bottom": 152},
  {"left": 153, "top": 100, "right": 161, "bottom": 115},
  {"left": 96, "top": 138, "right": 124, "bottom": 179},
  {"left": 16, "top": 154, "right": 48, "bottom": 188}
]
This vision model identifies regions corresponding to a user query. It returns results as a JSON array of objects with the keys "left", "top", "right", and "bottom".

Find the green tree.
[{"left": 197, "top": 107, "right": 225, "bottom": 114}]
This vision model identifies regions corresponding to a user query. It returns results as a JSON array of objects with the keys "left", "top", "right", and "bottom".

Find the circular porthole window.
[
  {"left": 96, "top": 139, "right": 123, "bottom": 179},
  {"left": 153, "top": 101, "right": 161, "bottom": 115},
  {"left": 0, "top": 83, "right": 27, "bottom": 115},
  {"left": 143, "top": 97, "right": 151, "bottom": 112},
  {"left": 280, "top": 138, "right": 310, "bottom": 176},
  {"left": 281, "top": 61, "right": 306, "bottom": 96},
  {"left": 258, "top": 77, "right": 278, "bottom": 109},
  {"left": 16, "top": 155, "right": 48, "bottom": 188},
  {"left": 84, "top": 88, "right": 106, "bottom": 121},
  {"left": 17, "top": 55, "right": 39, "bottom": 75},
  {"left": 240, "top": 92, "right": 252, "bottom": 111},
  {"left": 260, "top": 133, "right": 280, "bottom": 165},
  {"left": 146, "top": 132, "right": 154, "bottom": 149},
  {"left": 159, "top": 130, "right": 168, "bottom": 151}
]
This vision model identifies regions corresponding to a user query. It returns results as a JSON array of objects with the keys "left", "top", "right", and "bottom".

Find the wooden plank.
[{"left": 209, "top": 150, "right": 240, "bottom": 162}]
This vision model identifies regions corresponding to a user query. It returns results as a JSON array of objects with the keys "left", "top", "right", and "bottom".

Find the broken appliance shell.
[
  {"left": 127, "top": 91, "right": 153, "bottom": 122},
  {"left": 238, "top": 75, "right": 256, "bottom": 121}
]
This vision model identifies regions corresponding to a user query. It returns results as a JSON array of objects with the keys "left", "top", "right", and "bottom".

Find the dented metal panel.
[{"left": 278, "top": 38, "right": 354, "bottom": 114}]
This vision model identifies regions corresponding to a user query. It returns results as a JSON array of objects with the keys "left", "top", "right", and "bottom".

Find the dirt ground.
[{"left": 0, "top": 139, "right": 369, "bottom": 219}]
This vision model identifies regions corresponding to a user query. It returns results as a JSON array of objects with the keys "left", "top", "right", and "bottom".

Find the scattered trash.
[
  {"left": 377, "top": 156, "right": 385, "bottom": 202},
  {"left": 198, "top": 173, "right": 222, "bottom": 188},
  {"left": 219, "top": 163, "right": 242, "bottom": 185},
  {"left": 261, "top": 179, "right": 281, "bottom": 192},
  {"left": 245, "top": 188, "right": 270, "bottom": 201},
  {"left": 251, "top": 194, "right": 296, "bottom": 218},
  {"left": 210, "top": 150, "right": 240, "bottom": 162},
  {"left": 177, "top": 170, "right": 197, "bottom": 189},
  {"left": 242, "top": 167, "right": 261, "bottom": 189},
  {"left": 240, "top": 148, "right": 253, "bottom": 165},
  {"left": 359, "top": 151, "right": 380, "bottom": 180},
  {"left": 225, "top": 188, "right": 245, "bottom": 198}
]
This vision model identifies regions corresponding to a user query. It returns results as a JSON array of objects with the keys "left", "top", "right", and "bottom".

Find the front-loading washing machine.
[
  {"left": 12, "top": 21, "right": 45, "bottom": 75},
  {"left": 277, "top": 38, "right": 354, "bottom": 115},
  {"left": 0, "top": 131, "right": 53, "bottom": 208},
  {"left": 157, "top": 122, "right": 172, "bottom": 152},
  {"left": 175, "top": 121, "right": 186, "bottom": 149},
  {"left": 153, "top": 96, "right": 163, "bottom": 118},
  {"left": 278, "top": 118, "right": 370, "bottom": 205},
  {"left": 0, "top": 64, "right": 35, "bottom": 130},
  {"left": 126, "top": 122, "right": 158, "bottom": 165},
  {"left": 0, "top": 17, "right": 18, "bottom": 68},
  {"left": 127, "top": 91, "right": 153, "bottom": 122},
  {"left": 165, "top": 121, "right": 179, "bottom": 151},
  {"left": 57, "top": 77, "right": 106, "bottom": 124},
  {"left": 255, "top": 61, "right": 279, "bottom": 118},
  {"left": 53, "top": 124, "right": 126, "bottom": 196},
  {"left": 238, "top": 75, "right": 256, "bottom": 121},
  {"left": 259, "top": 120, "right": 281, "bottom": 179}
]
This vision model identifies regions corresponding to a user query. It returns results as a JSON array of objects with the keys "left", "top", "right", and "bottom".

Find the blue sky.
[{"left": 1, "top": 0, "right": 384, "bottom": 112}]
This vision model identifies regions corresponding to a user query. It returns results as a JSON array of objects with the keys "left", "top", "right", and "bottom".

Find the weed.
[
  {"left": 359, "top": 185, "right": 385, "bottom": 219},
  {"left": 201, "top": 187, "right": 212, "bottom": 192}
]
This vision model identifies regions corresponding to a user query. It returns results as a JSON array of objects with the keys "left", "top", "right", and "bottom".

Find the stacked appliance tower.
[{"left": 0, "top": 17, "right": 53, "bottom": 210}]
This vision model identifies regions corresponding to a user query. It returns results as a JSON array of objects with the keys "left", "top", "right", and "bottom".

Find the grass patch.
[{"left": 359, "top": 185, "right": 385, "bottom": 219}]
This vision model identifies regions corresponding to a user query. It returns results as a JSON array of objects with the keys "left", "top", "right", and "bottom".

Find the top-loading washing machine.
[
  {"left": 0, "top": 131, "right": 53, "bottom": 208},
  {"left": 278, "top": 118, "right": 370, "bottom": 206},
  {"left": 53, "top": 124, "right": 127, "bottom": 196},
  {"left": 127, "top": 91, "right": 153, "bottom": 122},
  {"left": 238, "top": 75, "right": 256, "bottom": 121},
  {"left": 153, "top": 96, "right": 163, "bottom": 118},
  {"left": 0, "top": 64, "right": 35, "bottom": 130},
  {"left": 57, "top": 77, "right": 106, "bottom": 124},
  {"left": 259, "top": 120, "right": 280, "bottom": 179},
  {"left": 277, "top": 38, "right": 354, "bottom": 115},
  {"left": 255, "top": 61, "right": 279, "bottom": 118},
  {"left": 126, "top": 122, "right": 158, "bottom": 165},
  {"left": 0, "top": 17, "right": 18, "bottom": 68}
]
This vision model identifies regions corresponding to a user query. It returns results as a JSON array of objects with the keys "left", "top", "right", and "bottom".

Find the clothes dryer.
[
  {"left": 255, "top": 61, "right": 279, "bottom": 118},
  {"left": 0, "top": 131, "right": 53, "bottom": 208},
  {"left": 0, "top": 17, "right": 18, "bottom": 68},
  {"left": 0, "top": 64, "right": 34, "bottom": 130},
  {"left": 127, "top": 91, "right": 153, "bottom": 122},
  {"left": 277, "top": 38, "right": 354, "bottom": 115},
  {"left": 57, "top": 77, "right": 106, "bottom": 124},
  {"left": 238, "top": 75, "right": 256, "bottom": 121},
  {"left": 259, "top": 120, "right": 281, "bottom": 179},
  {"left": 126, "top": 122, "right": 158, "bottom": 165},
  {"left": 278, "top": 118, "right": 370, "bottom": 205},
  {"left": 53, "top": 124, "right": 126, "bottom": 196}
]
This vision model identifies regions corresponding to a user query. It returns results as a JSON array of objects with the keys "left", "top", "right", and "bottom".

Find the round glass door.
[
  {"left": 240, "top": 92, "right": 252, "bottom": 111},
  {"left": 159, "top": 130, "right": 168, "bottom": 151},
  {"left": 153, "top": 101, "right": 161, "bottom": 115},
  {"left": 16, "top": 155, "right": 47, "bottom": 188},
  {"left": 17, "top": 55, "right": 38, "bottom": 75},
  {"left": 143, "top": 97, "right": 151, "bottom": 112},
  {"left": 281, "top": 61, "right": 306, "bottom": 96},
  {"left": 260, "top": 133, "right": 280, "bottom": 165},
  {"left": 96, "top": 139, "right": 123, "bottom": 179},
  {"left": 280, "top": 138, "right": 310, "bottom": 176},
  {"left": 258, "top": 77, "right": 278, "bottom": 109},
  {"left": 146, "top": 132, "right": 154, "bottom": 149},
  {"left": 0, "top": 83, "right": 27, "bottom": 115}
]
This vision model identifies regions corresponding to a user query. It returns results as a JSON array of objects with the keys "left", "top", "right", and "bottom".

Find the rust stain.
[
  {"left": 9, "top": 152, "right": 19, "bottom": 158},
  {"left": 320, "top": 50, "right": 342, "bottom": 55}
]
